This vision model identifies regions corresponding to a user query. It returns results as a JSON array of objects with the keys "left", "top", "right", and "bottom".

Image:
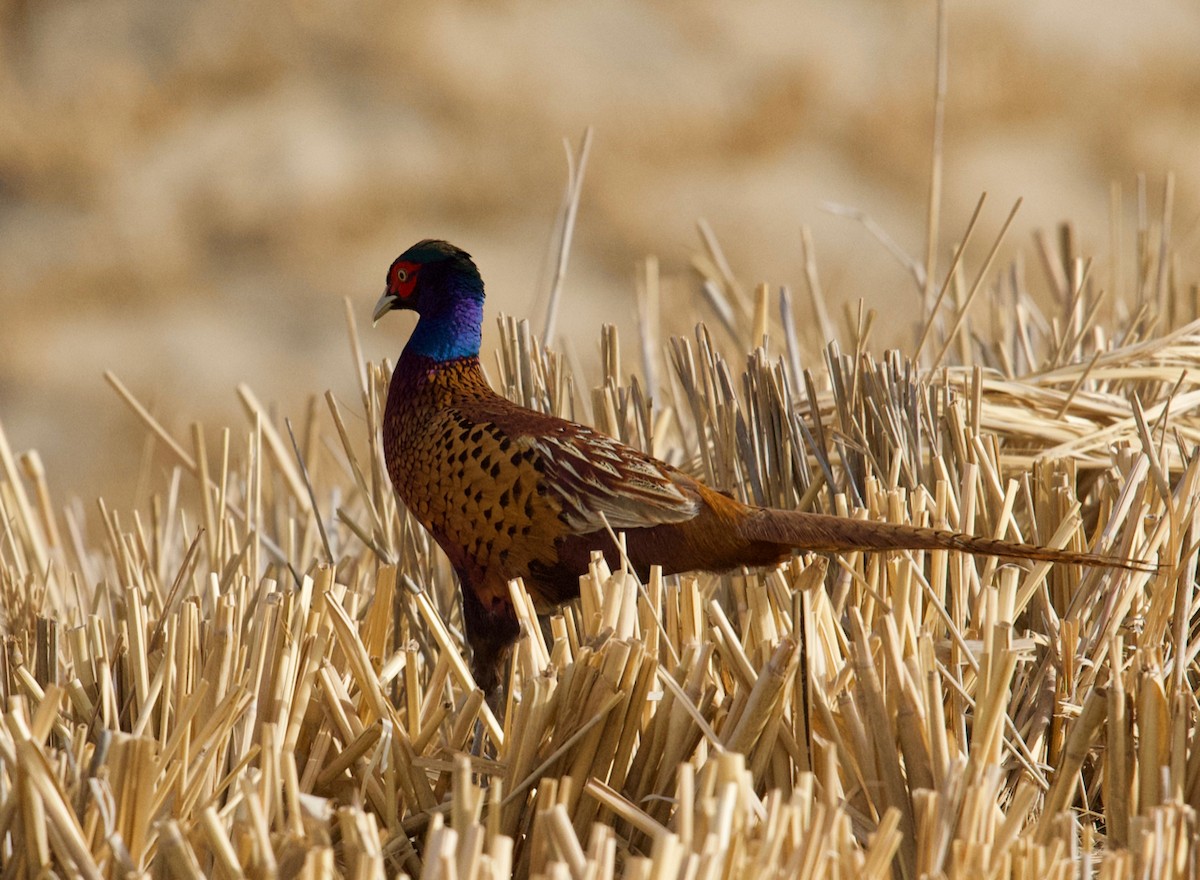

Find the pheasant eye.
[{"left": 396, "top": 269, "right": 408, "bottom": 283}]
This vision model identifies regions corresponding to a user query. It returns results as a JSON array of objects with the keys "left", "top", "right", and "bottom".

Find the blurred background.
[{"left": 2, "top": 0, "right": 1199, "bottom": 508}]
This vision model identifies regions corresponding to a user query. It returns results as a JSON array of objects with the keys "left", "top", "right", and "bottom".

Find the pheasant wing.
[
  {"left": 456, "top": 396, "right": 700, "bottom": 534},
  {"left": 524, "top": 423, "right": 701, "bottom": 533}
]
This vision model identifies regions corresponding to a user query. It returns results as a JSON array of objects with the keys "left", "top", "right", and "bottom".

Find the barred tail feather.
[{"left": 739, "top": 508, "right": 1154, "bottom": 573}]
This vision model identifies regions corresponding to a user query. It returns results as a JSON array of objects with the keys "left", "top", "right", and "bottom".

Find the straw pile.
[{"left": 1, "top": 206, "right": 1197, "bottom": 878}]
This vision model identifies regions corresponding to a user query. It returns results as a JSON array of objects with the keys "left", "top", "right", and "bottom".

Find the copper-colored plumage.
[{"left": 375, "top": 239, "right": 1152, "bottom": 694}]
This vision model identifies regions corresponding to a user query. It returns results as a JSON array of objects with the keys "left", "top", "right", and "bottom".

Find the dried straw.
[{"left": 2, "top": 184, "right": 1199, "bottom": 878}]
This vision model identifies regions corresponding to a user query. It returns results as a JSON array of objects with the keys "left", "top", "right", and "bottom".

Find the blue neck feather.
[{"left": 403, "top": 281, "right": 484, "bottom": 362}]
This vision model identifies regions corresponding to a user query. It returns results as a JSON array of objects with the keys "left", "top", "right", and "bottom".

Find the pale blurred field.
[{"left": 2, "top": 0, "right": 1199, "bottom": 507}]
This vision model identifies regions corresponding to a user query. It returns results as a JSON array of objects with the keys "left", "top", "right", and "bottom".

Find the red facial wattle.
[{"left": 389, "top": 261, "right": 420, "bottom": 299}]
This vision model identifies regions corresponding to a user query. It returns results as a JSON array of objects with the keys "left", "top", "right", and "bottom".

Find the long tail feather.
[{"left": 739, "top": 508, "right": 1154, "bottom": 573}]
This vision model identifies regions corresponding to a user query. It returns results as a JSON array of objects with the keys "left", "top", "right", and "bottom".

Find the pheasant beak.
[{"left": 372, "top": 292, "right": 398, "bottom": 325}]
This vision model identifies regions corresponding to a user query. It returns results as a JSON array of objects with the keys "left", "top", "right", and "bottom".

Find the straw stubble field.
[{"left": 1, "top": 203, "right": 1198, "bottom": 878}]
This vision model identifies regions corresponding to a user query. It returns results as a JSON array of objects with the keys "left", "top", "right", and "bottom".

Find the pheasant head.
[{"left": 373, "top": 239, "right": 486, "bottom": 361}]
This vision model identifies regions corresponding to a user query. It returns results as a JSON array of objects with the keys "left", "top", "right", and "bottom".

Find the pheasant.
[{"left": 373, "top": 239, "right": 1150, "bottom": 694}]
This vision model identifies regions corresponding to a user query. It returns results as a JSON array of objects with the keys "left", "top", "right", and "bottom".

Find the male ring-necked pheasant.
[{"left": 374, "top": 239, "right": 1149, "bottom": 694}]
